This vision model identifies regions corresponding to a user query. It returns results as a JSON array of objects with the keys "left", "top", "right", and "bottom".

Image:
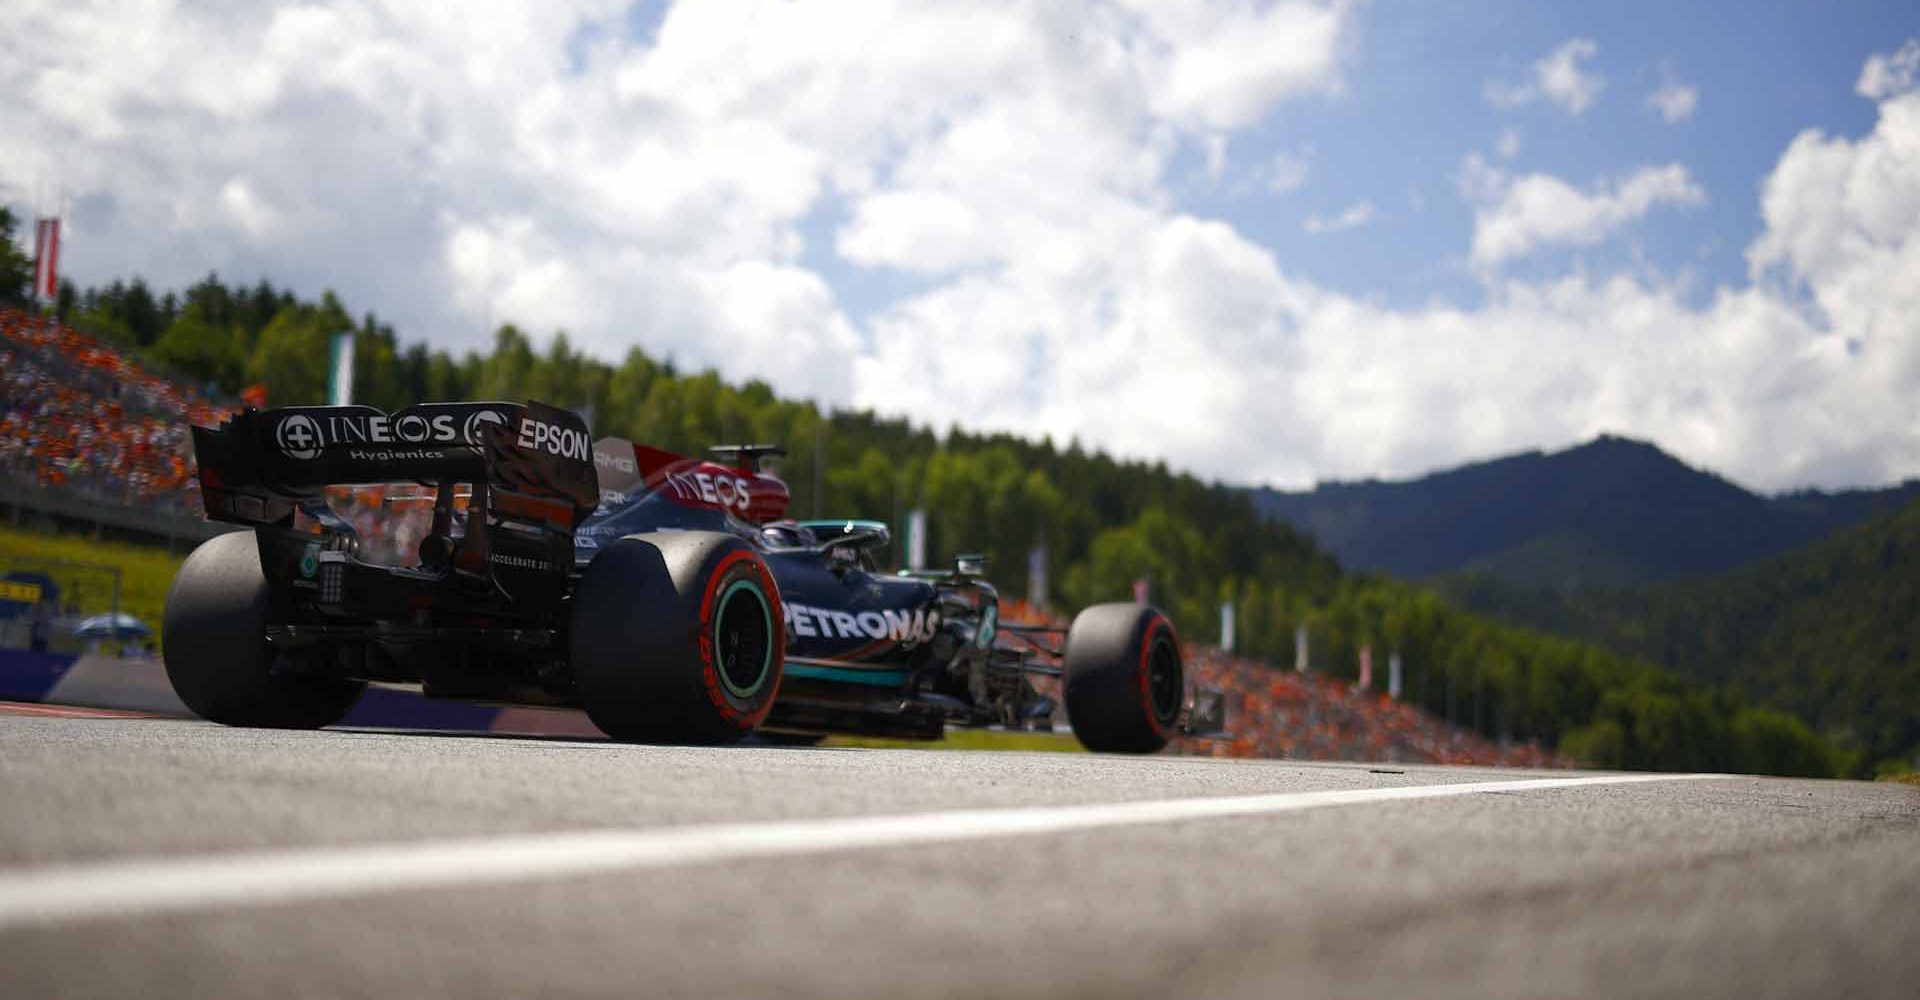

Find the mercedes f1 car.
[{"left": 166, "top": 400, "right": 1223, "bottom": 752}]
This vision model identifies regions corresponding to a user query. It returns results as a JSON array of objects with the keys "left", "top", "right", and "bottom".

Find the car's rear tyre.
[
  {"left": 1063, "top": 603, "right": 1182, "bottom": 754},
  {"left": 572, "top": 532, "right": 784, "bottom": 745},
  {"left": 162, "top": 530, "right": 365, "bottom": 729}
]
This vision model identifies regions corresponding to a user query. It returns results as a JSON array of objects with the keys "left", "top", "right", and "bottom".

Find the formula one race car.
[{"left": 166, "top": 400, "right": 1224, "bottom": 752}]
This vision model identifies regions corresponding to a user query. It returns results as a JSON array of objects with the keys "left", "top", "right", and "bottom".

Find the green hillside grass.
[{"left": 0, "top": 524, "right": 185, "bottom": 638}]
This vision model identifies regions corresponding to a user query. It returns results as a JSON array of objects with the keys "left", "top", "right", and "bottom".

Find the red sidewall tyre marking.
[
  {"left": 696, "top": 549, "right": 784, "bottom": 729},
  {"left": 1137, "top": 614, "right": 1178, "bottom": 740}
]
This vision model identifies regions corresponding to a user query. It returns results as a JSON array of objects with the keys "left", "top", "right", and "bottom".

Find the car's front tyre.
[{"left": 1062, "top": 603, "right": 1183, "bottom": 754}]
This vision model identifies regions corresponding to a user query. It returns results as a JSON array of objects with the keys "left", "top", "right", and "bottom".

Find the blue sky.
[
  {"left": 787, "top": 1, "right": 1920, "bottom": 324},
  {"left": 1251, "top": 1, "right": 1909, "bottom": 310},
  {"left": 5, "top": 1, "right": 1918, "bottom": 491}
]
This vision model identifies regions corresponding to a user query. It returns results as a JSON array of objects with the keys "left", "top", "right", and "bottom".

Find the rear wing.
[{"left": 195, "top": 400, "right": 598, "bottom": 530}]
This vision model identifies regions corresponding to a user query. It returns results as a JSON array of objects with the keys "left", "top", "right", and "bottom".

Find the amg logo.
[
  {"left": 488, "top": 552, "right": 547, "bottom": 571},
  {"left": 517, "top": 418, "right": 591, "bottom": 462},
  {"left": 786, "top": 602, "right": 940, "bottom": 644},
  {"left": 594, "top": 451, "right": 636, "bottom": 474}
]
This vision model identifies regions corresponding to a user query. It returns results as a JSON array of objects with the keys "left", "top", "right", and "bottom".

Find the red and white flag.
[{"left": 31, "top": 217, "right": 60, "bottom": 301}]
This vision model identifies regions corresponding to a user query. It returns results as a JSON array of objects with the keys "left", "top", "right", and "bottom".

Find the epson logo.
[
  {"left": 663, "top": 468, "right": 753, "bottom": 511},
  {"left": 785, "top": 602, "right": 940, "bottom": 644},
  {"left": 275, "top": 410, "right": 506, "bottom": 460},
  {"left": 517, "top": 419, "right": 591, "bottom": 462}
]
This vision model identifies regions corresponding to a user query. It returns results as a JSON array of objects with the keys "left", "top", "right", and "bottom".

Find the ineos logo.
[
  {"left": 276, "top": 415, "right": 322, "bottom": 460},
  {"left": 663, "top": 467, "right": 753, "bottom": 511},
  {"left": 463, "top": 410, "right": 508, "bottom": 444}
]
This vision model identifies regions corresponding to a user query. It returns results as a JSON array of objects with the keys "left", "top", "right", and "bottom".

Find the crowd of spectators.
[
  {"left": 1003, "top": 603, "right": 1569, "bottom": 768},
  {"left": 0, "top": 309, "right": 232, "bottom": 512},
  {"left": 0, "top": 310, "right": 489, "bottom": 564},
  {"left": 1169, "top": 646, "right": 1569, "bottom": 767},
  {"left": 0, "top": 310, "right": 471, "bottom": 563}
]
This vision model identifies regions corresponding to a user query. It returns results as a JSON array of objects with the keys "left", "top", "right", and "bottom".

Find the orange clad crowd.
[
  {"left": 0, "top": 309, "right": 234, "bottom": 510},
  {"left": 1169, "top": 647, "right": 1568, "bottom": 767},
  {"left": 1, "top": 310, "right": 463, "bottom": 562}
]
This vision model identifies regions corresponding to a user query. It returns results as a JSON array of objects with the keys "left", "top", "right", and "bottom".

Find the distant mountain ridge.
[{"left": 1249, "top": 435, "right": 1920, "bottom": 585}]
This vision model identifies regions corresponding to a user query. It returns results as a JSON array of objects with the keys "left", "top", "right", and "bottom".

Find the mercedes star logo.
[
  {"left": 276, "top": 414, "right": 322, "bottom": 460},
  {"left": 463, "top": 409, "right": 507, "bottom": 444}
]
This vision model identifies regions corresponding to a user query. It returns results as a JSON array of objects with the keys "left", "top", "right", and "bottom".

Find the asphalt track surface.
[{"left": 1, "top": 714, "right": 1916, "bottom": 1000}]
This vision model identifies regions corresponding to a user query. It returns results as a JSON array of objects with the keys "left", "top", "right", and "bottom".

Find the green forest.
[
  {"left": 36, "top": 267, "right": 1849, "bottom": 777},
  {"left": 1445, "top": 499, "right": 1920, "bottom": 775}
]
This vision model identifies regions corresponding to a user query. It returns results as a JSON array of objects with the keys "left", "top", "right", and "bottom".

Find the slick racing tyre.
[
  {"left": 1063, "top": 603, "right": 1183, "bottom": 754},
  {"left": 571, "top": 531, "right": 784, "bottom": 744},
  {"left": 162, "top": 530, "right": 365, "bottom": 729}
]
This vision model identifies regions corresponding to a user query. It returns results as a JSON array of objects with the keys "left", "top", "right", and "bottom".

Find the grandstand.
[
  {"left": 0, "top": 308, "right": 228, "bottom": 513},
  {"left": 1172, "top": 647, "right": 1566, "bottom": 766},
  {"left": 0, "top": 309, "right": 430, "bottom": 558}
]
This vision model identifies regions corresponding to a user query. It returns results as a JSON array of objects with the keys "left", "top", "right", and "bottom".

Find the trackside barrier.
[{"left": 0, "top": 649, "right": 608, "bottom": 737}]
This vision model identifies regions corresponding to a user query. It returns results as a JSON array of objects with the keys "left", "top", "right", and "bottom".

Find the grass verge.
[{"left": 0, "top": 524, "right": 185, "bottom": 638}]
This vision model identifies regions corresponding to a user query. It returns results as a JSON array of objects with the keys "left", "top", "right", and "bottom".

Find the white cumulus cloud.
[
  {"left": 1485, "top": 37, "right": 1605, "bottom": 115},
  {"left": 1267, "top": 148, "right": 1313, "bottom": 194},
  {"left": 1465, "top": 158, "right": 1707, "bottom": 269},
  {"left": 1120, "top": 0, "right": 1351, "bottom": 131},
  {"left": 1647, "top": 75, "right": 1699, "bottom": 123},
  {"left": 1303, "top": 200, "right": 1376, "bottom": 234},
  {"left": 1857, "top": 37, "right": 1920, "bottom": 99}
]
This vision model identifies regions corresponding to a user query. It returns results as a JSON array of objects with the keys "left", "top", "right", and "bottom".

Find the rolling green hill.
[{"left": 1443, "top": 498, "right": 1920, "bottom": 772}]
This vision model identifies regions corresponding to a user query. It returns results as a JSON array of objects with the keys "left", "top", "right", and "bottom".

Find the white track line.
[{"left": 0, "top": 772, "right": 1717, "bottom": 929}]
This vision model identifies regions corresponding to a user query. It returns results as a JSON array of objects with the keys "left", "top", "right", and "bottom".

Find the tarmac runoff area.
[{"left": 0, "top": 713, "right": 1916, "bottom": 1000}]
